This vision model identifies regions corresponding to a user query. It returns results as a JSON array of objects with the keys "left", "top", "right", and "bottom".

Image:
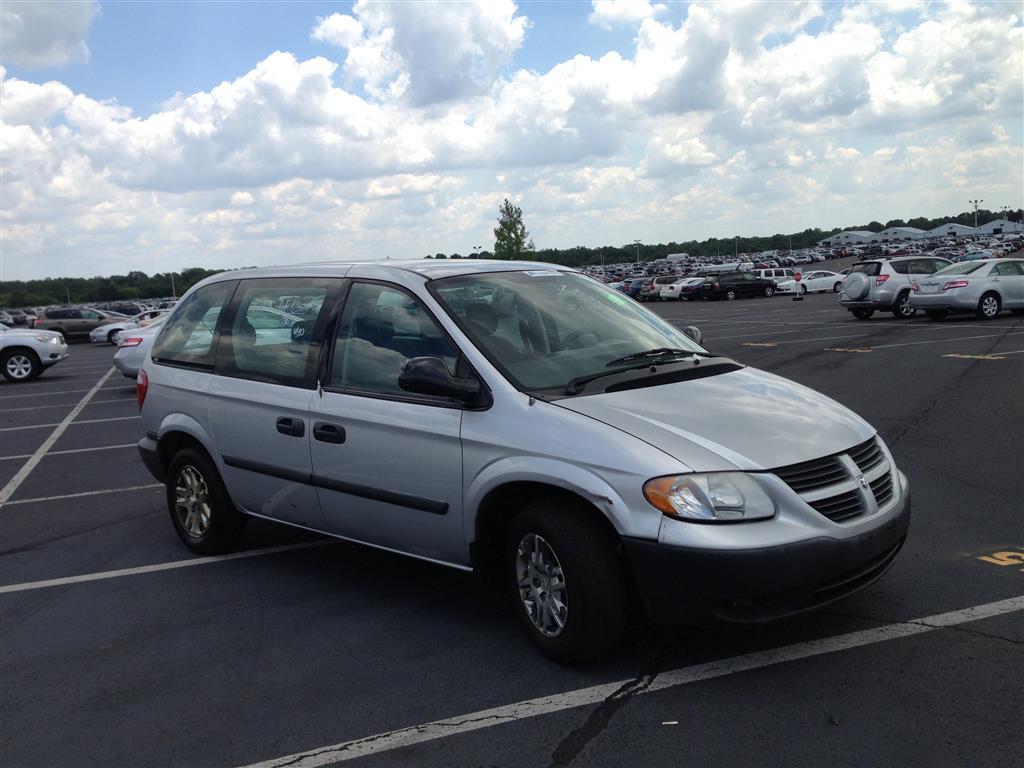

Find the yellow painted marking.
[
  {"left": 825, "top": 347, "right": 872, "bottom": 353},
  {"left": 943, "top": 353, "right": 1005, "bottom": 361},
  {"left": 975, "top": 548, "right": 1024, "bottom": 573},
  {"left": 742, "top": 342, "right": 778, "bottom": 348}
]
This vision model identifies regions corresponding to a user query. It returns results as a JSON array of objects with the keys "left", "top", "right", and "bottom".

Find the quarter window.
[
  {"left": 153, "top": 281, "right": 234, "bottom": 369},
  {"left": 329, "top": 282, "right": 459, "bottom": 397}
]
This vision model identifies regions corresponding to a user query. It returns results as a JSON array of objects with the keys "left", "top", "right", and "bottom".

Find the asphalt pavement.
[{"left": 1, "top": 290, "right": 1021, "bottom": 768}]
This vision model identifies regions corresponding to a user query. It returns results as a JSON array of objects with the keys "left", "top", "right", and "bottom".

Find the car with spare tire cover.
[
  {"left": 700, "top": 270, "right": 777, "bottom": 300},
  {"left": 136, "top": 261, "right": 911, "bottom": 663},
  {"left": 840, "top": 256, "right": 952, "bottom": 319}
]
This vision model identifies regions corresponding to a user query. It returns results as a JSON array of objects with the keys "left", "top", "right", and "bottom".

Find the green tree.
[{"left": 493, "top": 199, "right": 534, "bottom": 260}]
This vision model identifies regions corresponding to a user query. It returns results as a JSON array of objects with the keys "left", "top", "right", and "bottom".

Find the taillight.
[
  {"left": 943, "top": 280, "right": 969, "bottom": 290},
  {"left": 137, "top": 368, "right": 148, "bottom": 409},
  {"left": 875, "top": 274, "right": 890, "bottom": 286},
  {"left": 119, "top": 336, "right": 143, "bottom": 347}
]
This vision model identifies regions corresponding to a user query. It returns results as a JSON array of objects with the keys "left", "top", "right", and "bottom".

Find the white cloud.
[
  {"left": 0, "top": 0, "right": 100, "bottom": 68},
  {"left": 589, "top": 0, "right": 666, "bottom": 29},
  {"left": 311, "top": 0, "right": 528, "bottom": 106}
]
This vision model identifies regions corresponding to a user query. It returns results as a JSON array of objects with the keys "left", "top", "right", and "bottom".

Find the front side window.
[
  {"left": 432, "top": 270, "right": 706, "bottom": 392},
  {"left": 153, "top": 281, "right": 234, "bottom": 369},
  {"left": 80, "top": 309, "right": 101, "bottom": 320},
  {"left": 329, "top": 282, "right": 459, "bottom": 397},
  {"left": 219, "top": 279, "right": 333, "bottom": 385}
]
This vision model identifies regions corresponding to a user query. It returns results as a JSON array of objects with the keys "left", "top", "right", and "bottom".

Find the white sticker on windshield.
[{"left": 523, "top": 270, "right": 562, "bottom": 277}]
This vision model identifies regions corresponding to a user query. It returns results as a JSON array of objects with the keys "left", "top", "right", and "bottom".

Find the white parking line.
[
  {"left": 3, "top": 484, "right": 163, "bottom": 506},
  {"left": 0, "top": 541, "right": 333, "bottom": 594},
  {"left": 0, "top": 387, "right": 96, "bottom": 400},
  {"left": 1, "top": 397, "right": 134, "bottom": 413},
  {"left": 0, "top": 444, "right": 137, "bottom": 461},
  {"left": 238, "top": 596, "right": 1023, "bottom": 768},
  {"left": 0, "top": 415, "right": 139, "bottom": 432},
  {"left": 0, "top": 368, "right": 115, "bottom": 506},
  {"left": 872, "top": 330, "right": 1024, "bottom": 350}
]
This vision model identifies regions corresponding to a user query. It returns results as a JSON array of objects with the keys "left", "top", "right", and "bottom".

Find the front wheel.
[
  {"left": 107, "top": 329, "right": 119, "bottom": 345},
  {"left": 508, "top": 500, "right": 626, "bottom": 664},
  {"left": 2, "top": 349, "right": 41, "bottom": 382},
  {"left": 833, "top": 282, "right": 842, "bottom": 293},
  {"left": 851, "top": 308, "right": 874, "bottom": 320},
  {"left": 763, "top": 285, "right": 775, "bottom": 297},
  {"left": 166, "top": 448, "right": 246, "bottom": 555},
  {"left": 976, "top": 292, "right": 1001, "bottom": 320},
  {"left": 891, "top": 291, "right": 916, "bottom": 319},
  {"left": 799, "top": 284, "right": 808, "bottom": 295},
  {"left": 725, "top": 289, "right": 738, "bottom": 301}
]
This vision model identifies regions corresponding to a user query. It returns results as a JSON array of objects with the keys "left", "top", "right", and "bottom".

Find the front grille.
[
  {"left": 809, "top": 490, "right": 864, "bottom": 523},
  {"left": 869, "top": 472, "right": 894, "bottom": 508},
  {"left": 849, "top": 438, "right": 884, "bottom": 473},
  {"left": 772, "top": 455, "right": 848, "bottom": 494}
]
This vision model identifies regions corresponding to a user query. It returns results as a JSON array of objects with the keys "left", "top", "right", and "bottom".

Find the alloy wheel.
[
  {"left": 174, "top": 465, "right": 212, "bottom": 537},
  {"left": 516, "top": 533, "right": 568, "bottom": 637},
  {"left": 5, "top": 354, "right": 33, "bottom": 380},
  {"left": 981, "top": 295, "right": 999, "bottom": 318}
]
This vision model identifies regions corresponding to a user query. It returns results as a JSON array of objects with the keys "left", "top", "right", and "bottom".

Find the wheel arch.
[{"left": 156, "top": 415, "right": 217, "bottom": 473}]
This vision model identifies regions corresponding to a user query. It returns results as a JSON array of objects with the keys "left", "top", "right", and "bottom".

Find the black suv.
[{"left": 701, "top": 271, "right": 776, "bottom": 300}]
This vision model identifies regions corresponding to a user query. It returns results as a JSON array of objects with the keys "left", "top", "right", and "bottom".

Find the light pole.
[
  {"left": 170, "top": 272, "right": 176, "bottom": 299},
  {"left": 734, "top": 237, "right": 738, "bottom": 258},
  {"left": 473, "top": 245, "right": 481, "bottom": 258},
  {"left": 633, "top": 239, "right": 641, "bottom": 265},
  {"left": 969, "top": 198, "right": 983, "bottom": 230}
]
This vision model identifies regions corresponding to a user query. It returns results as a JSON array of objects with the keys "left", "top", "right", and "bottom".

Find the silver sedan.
[
  {"left": 113, "top": 320, "right": 164, "bottom": 378},
  {"left": 910, "top": 258, "right": 1024, "bottom": 320}
]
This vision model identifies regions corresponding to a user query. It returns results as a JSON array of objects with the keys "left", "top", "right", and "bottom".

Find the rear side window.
[
  {"left": 217, "top": 278, "right": 335, "bottom": 387},
  {"left": 153, "top": 281, "right": 234, "bottom": 369},
  {"left": 890, "top": 261, "right": 911, "bottom": 275},
  {"left": 992, "top": 261, "right": 1023, "bottom": 276}
]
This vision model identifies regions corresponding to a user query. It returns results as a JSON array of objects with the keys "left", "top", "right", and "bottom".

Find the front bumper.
[{"left": 623, "top": 485, "right": 911, "bottom": 625}]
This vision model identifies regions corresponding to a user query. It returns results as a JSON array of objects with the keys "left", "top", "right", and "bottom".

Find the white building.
[
  {"left": 976, "top": 219, "right": 1024, "bottom": 235},
  {"left": 928, "top": 222, "right": 977, "bottom": 237},
  {"left": 818, "top": 230, "right": 873, "bottom": 246},
  {"left": 868, "top": 226, "right": 928, "bottom": 243}
]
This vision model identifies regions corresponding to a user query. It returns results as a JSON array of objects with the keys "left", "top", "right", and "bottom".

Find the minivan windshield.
[{"left": 431, "top": 270, "right": 707, "bottom": 392}]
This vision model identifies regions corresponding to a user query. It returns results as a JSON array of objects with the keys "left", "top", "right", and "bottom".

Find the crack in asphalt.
[{"left": 547, "top": 642, "right": 680, "bottom": 767}]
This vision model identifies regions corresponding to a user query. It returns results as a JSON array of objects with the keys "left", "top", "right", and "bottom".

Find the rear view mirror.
[
  {"left": 399, "top": 357, "right": 483, "bottom": 405},
  {"left": 683, "top": 326, "right": 703, "bottom": 345}
]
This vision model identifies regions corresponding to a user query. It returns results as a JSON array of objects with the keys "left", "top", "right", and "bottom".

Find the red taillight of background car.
[
  {"left": 911, "top": 281, "right": 919, "bottom": 291},
  {"left": 119, "top": 336, "right": 143, "bottom": 347},
  {"left": 875, "top": 274, "right": 890, "bottom": 286},
  {"left": 943, "top": 280, "right": 969, "bottom": 290},
  {"left": 137, "top": 368, "right": 148, "bottom": 409}
]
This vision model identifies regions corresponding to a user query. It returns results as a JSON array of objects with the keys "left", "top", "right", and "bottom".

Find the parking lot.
[{"left": 2, "top": 292, "right": 1021, "bottom": 767}]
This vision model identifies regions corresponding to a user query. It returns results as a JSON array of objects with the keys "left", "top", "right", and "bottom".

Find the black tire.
[
  {"left": 799, "top": 284, "right": 808, "bottom": 295},
  {"left": 976, "top": 292, "right": 1001, "bottom": 320},
  {"left": 763, "top": 285, "right": 775, "bottom": 297},
  {"left": 1, "top": 348, "right": 41, "bottom": 382},
  {"left": 851, "top": 308, "right": 874, "bottom": 320},
  {"left": 833, "top": 282, "right": 842, "bottom": 293},
  {"left": 166, "top": 447, "right": 246, "bottom": 555},
  {"left": 925, "top": 309, "right": 948, "bottom": 321},
  {"left": 107, "top": 329, "right": 118, "bottom": 345},
  {"left": 507, "top": 499, "right": 626, "bottom": 664},
  {"left": 725, "top": 289, "right": 737, "bottom": 301},
  {"left": 891, "top": 291, "right": 916, "bottom": 319}
]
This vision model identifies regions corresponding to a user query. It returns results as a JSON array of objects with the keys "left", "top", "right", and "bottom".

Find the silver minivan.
[{"left": 137, "top": 261, "right": 910, "bottom": 662}]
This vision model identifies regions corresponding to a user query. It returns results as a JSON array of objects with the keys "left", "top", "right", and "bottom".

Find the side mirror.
[
  {"left": 399, "top": 357, "right": 482, "bottom": 405},
  {"left": 683, "top": 325, "right": 703, "bottom": 345}
]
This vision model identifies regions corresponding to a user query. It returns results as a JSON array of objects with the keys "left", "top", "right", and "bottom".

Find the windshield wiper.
[
  {"left": 604, "top": 347, "right": 706, "bottom": 367},
  {"left": 567, "top": 355, "right": 708, "bottom": 395}
]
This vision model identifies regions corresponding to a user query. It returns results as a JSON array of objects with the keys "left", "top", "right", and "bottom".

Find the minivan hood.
[{"left": 557, "top": 367, "right": 873, "bottom": 471}]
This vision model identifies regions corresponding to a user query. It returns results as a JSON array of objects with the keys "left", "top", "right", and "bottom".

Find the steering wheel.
[{"left": 562, "top": 330, "right": 600, "bottom": 350}]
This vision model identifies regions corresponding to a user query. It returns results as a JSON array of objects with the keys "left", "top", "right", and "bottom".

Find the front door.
[
  {"left": 208, "top": 277, "right": 338, "bottom": 530},
  {"left": 309, "top": 281, "right": 466, "bottom": 565}
]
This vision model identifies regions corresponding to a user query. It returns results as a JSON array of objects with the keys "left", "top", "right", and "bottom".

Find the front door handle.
[
  {"left": 313, "top": 422, "right": 346, "bottom": 444},
  {"left": 276, "top": 417, "right": 305, "bottom": 437}
]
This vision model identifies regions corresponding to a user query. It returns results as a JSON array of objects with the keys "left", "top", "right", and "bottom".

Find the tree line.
[{"left": 2, "top": 206, "right": 1019, "bottom": 307}]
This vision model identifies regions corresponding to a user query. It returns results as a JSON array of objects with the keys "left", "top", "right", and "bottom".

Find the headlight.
[
  {"left": 35, "top": 335, "right": 59, "bottom": 344},
  {"left": 643, "top": 473, "right": 776, "bottom": 522}
]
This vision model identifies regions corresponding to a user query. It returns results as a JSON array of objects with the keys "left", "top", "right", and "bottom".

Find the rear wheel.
[
  {"left": 891, "top": 291, "right": 916, "bottom": 319},
  {"left": 508, "top": 499, "right": 626, "bottom": 664},
  {"left": 1, "top": 349, "right": 41, "bottom": 382},
  {"left": 166, "top": 447, "right": 246, "bottom": 555},
  {"left": 976, "top": 292, "right": 1001, "bottom": 320},
  {"left": 925, "top": 309, "right": 948, "bottom": 321},
  {"left": 851, "top": 308, "right": 874, "bottom": 320}
]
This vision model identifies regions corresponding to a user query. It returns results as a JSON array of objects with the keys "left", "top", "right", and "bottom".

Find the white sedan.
[
  {"left": 1, "top": 322, "right": 69, "bottom": 382},
  {"left": 792, "top": 270, "right": 845, "bottom": 294},
  {"left": 90, "top": 309, "right": 168, "bottom": 345}
]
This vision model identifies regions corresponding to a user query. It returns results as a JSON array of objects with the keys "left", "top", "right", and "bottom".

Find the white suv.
[{"left": 840, "top": 256, "right": 952, "bottom": 319}]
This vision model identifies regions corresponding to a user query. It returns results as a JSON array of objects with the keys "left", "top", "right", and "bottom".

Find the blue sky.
[{"left": 1, "top": 1, "right": 1021, "bottom": 279}]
